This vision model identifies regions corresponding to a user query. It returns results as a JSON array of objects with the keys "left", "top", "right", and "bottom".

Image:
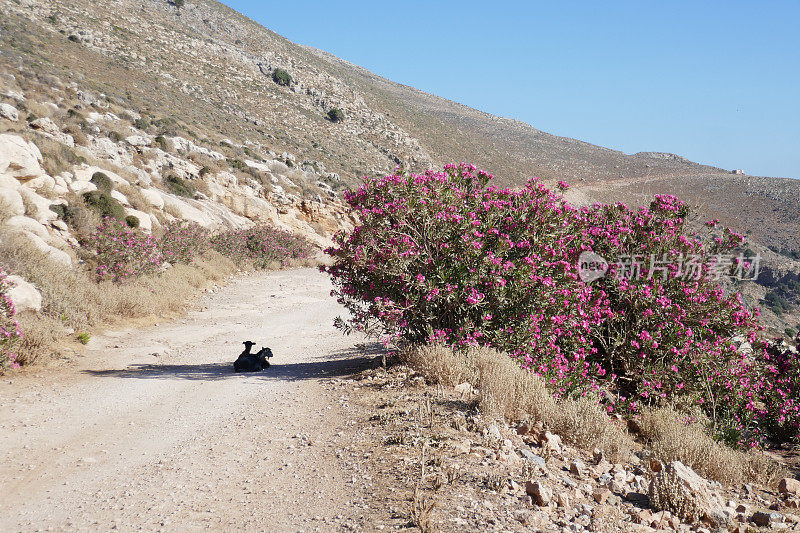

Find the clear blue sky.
[{"left": 221, "top": 0, "right": 800, "bottom": 179}]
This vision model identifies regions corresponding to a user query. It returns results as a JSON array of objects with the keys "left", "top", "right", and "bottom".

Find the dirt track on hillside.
[{"left": 0, "top": 269, "right": 377, "bottom": 532}]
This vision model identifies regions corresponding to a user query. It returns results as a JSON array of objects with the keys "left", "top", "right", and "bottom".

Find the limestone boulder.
[
  {"left": 72, "top": 165, "right": 129, "bottom": 187},
  {"left": 0, "top": 103, "right": 19, "bottom": 121},
  {"left": 124, "top": 208, "right": 152, "bottom": 232},
  {"left": 5, "top": 275, "right": 42, "bottom": 313},
  {"left": 5, "top": 215, "right": 50, "bottom": 240},
  {"left": 0, "top": 188, "right": 24, "bottom": 217},
  {"left": 18, "top": 188, "right": 57, "bottom": 223},
  {"left": 0, "top": 134, "right": 44, "bottom": 180},
  {"left": 9, "top": 230, "right": 72, "bottom": 268},
  {"left": 139, "top": 188, "right": 165, "bottom": 209}
]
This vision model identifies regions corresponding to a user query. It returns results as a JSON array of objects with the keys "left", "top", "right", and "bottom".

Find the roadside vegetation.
[
  {"left": 0, "top": 219, "right": 314, "bottom": 370},
  {"left": 323, "top": 163, "right": 799, "bottom": 482}
]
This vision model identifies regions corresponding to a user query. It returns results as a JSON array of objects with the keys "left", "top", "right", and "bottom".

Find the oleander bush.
[
  {"left": 324, "top": 164, "right": 799, "bottom": 446},
  {"left": 210, "top": 225, "right": 314, "bottom": 269},
  {"left": 159, "top": 220, "right": 210, "bottom": 264},
  {"left": 83, "top": 217, "right": 164, "bottom": 282}
]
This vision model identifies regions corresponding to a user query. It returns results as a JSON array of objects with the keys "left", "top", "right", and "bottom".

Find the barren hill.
[{"left": 2, "top": 0, "right": 798, "bottom": 251}]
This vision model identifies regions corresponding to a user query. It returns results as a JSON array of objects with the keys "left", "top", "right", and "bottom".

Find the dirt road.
[{"left": 0, "top": 268, "right": 376, "bottom": 532}]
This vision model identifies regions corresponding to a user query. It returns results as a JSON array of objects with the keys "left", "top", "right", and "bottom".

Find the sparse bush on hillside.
[
  {"left": 272, "top": 68, "right": 292, "bottom": 87},
  {"left": 0, "top": 270, "right": 22, "bottom": 372},
  {"left": 83, "top": 191, "right": 126, "bottom": 221},
  {"left": 164, "top": 174, "right": 196, "bottom": 198},
  {"left": 90, "top": 171, "right": 113, "bottom": 193},
  {"left": 211, "top": 226, "right": 314, "bottom": 269},
  {"left": 324, "top": 164, "right": 798, "bottom": 447},
  {"left": 327, "top": 108, "right": 344, "bottom": 123},
  {"left": 125, "top": 215, "right": 140, "bottom": 228},
  {"left": 134, "top": 117, "right": 150, "bottom": 131},
  {"left": 154, "top": 135, "right": 169, "bottom": 151}
]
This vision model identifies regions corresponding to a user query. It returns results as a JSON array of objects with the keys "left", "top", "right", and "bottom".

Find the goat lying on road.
[{"left": 233, "top": 341, "right": 273, "bottom": 372}]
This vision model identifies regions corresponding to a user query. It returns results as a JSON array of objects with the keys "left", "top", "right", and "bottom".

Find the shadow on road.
[{"left": 82, "top": 343, "right": 386, "bottom": 382}]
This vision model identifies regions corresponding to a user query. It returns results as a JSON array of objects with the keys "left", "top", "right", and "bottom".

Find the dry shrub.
[
  {"left": 550, "top": 397, "right": 632, "bottom": 463},
  {"left": 397, "top": 344, "right": 470, "bottom": 387},
  {"left": 117, "top": 184, "right": 151, "bottom": 212},
  {"left": 470, "top": 346, "right": 555, "bottom": 423},
  {"left": 639, "top": 407, "right": 785, "bottom": 486},
  {"left": 0, "top": 232, "right": 104, "bottom": 331},
  {"left": 399, "top": 344, "right": 633, "bottom": 462},
  {"left": 0, "top": 231, "right": 237, "bottom": 364},
  {"left": 14, "top": 314, "right": 65, "bottom": 366},
  {"left": 63, "top": 125, "right": 89, "bottom": 147}
]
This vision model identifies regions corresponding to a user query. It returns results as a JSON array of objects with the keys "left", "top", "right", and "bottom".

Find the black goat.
[
  {"left": 233, "top": 342, "right": 274, "bottom": 372},
  {"left": 255, "top": 347, "right": 273, "bottom": 369},
  {"left": 233, "top": 341, "right": 261, "bottom": 372}
]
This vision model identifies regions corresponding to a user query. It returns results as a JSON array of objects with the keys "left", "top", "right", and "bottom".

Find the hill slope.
[{"left": 2, "top": 0, "right": 799, "bottom": 250}]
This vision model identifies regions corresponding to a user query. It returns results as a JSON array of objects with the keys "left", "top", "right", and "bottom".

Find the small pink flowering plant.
[
  {"left": 0, "top": 269, "right": 22, "bottom": 372},
  {"left": 159, "top": 221, "right": 210, "bottom": 264},
  {"left": 324, "top": 164, "right": 799, "bottom": 446},
  {"left": 210, "top": 225, "right": 314, "bottom": 268},
  {"left": 83, "top": 217, "right": 164, "bottom": 282}
]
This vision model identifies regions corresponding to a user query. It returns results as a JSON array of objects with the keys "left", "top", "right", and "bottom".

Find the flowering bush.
[
  {"left": 210, "top": 225, "right": 314, "bottom": 269},
  {"left": 159, "top": 221, "right": 210, "bottom": 264},
  {"left": 579, "top": 198, "right": 768, "bottom": 444},
  {"left": 324, "top": 164, "right": 798, "bottom": 446},
  {"left": 84, "top": 217, "right": 164, "bottom": 282},
  {"left": 0, "top": 270, "right": 22, "bottom": 371},
  {"left": 756, "top": 335, "right": 800, "bottom": 443}
]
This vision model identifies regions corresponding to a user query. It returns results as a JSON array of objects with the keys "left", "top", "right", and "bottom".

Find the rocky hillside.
[
  {"left": 2, "top": 0, "right": 799, "bottom": 250},
  {"left": 0, "top": 0, "right": 797, "bottom": 334}
]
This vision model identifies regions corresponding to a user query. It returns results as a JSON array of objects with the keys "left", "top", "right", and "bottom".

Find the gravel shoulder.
[{"left": 0, "top": 268, "right": 374, "bottom": 532}]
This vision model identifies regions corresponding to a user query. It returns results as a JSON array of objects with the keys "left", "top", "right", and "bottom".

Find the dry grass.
[
  {"left": 13, "top": 314, "right": 65, "bottom": 366},
  {"left": 638, "top": 407, "right": 785, "bottom": 486},
  {"left": 410, "top": 484, "right": 437, "bottom": 533},
  {"left": 0, "top": 232, "right": 237, "bottom": 364},
  {"left": 399, "top": 345, "right": 633, "bottom": 462},
  {"left": 117, "top": 184, "right": 152, "bottom": 213}
]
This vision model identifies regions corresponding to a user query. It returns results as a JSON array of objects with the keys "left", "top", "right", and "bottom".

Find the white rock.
[
  {"left": 18, "top": 188, "right": 56, "bottom": 223},
  {"left": 23, "top": 175, "right": 56, "bottom": 192},
  {"left": 29, "top": 118, "right": 74, "bottom": 147},
  {"left": 0, "top": 103, "right": 19, "bottom": 121},
  {"left": 0, "top": 188, "right": 24, "bottom": 216},
  {"left": 0, "top": 134, "right": 44, "bottom": 180},
  {"left": 71, "top": 165, "right": 129, "bottom": 187},
  {"left": 5, "top": 215, "right": 50, "bottom": 239},
  {"left": 125, "top": 135, "right": 151, "bottom": 147},
  {"left": 159, "top": 193, "right": 215, "bottom": 227},
  {"left": 69, "top": 180, "right": 97, "bottom": 194},
  {"left": 111, "top": 190, "right": 129, "bottom": 205},
  {"left": 29, "top": 117, "right": 61, "bottom": 136},
  {"left": 6, "top": 275, "right": 41, "bottom": 313},
  {"left": 53, "top": 175, "right": 69, "bottom": 195},
  {"left": 124, "top": 208, "right": 152, "bottom": 232},
  {"left": 139, "top": 188, "right": 164, "bottom": 209},
  {"left": 8, "top": 230, "right": 72, "bottom": 268}
]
